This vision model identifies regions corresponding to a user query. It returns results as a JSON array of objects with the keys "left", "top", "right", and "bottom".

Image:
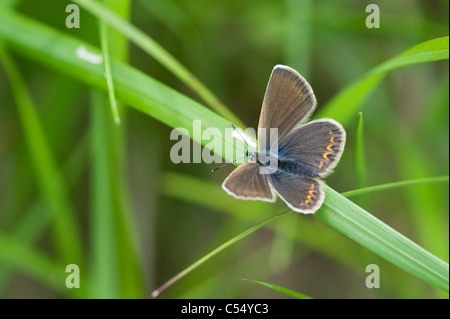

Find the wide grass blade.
[
  {"left": 285, "top": 0, "right": 312, "bottom": 77},
  {"left": 316, "top": 186, "right": 449, "bottom": 293},
  {"left": 317, "top": 37, "right": 449, "bottom": 125},
  {"left": 72, "top": 0, "right": 244, "bottom": 128},
  {"left": 0, "top": 45, "right": 83, "bottom": 266},
  {"left": 0, "top": 10, "right": 448, "bottom": 294},
  {"left": 89, "top": 92, "right": 120, "bottom": 298},
  {"left": 0, "top": 136, "right": 89, "bottom": 295},
  {"left": 159, "top": 171, "right": 449, "bottom": 295},
  {"left": 0, "top": 9, "right": 244, "bottom": 163},
  {"left": 0, "top": 0, "right": 19, "bottom": 8},
  {"left": 106, "top": 0, "right": 146, "bottom": 298}
]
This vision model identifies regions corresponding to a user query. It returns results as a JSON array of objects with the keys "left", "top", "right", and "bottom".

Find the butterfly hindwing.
[
  {"left": 222, "top": 162, "right": 275, "bottom": 202},
  {"left": 268, "top": 172, "right": 325, "bottom": 214},
  {"left": 279, "top": 119, "right": 346, "bottom": 178},
  {"left": 258, "top": 65, "right": 317, "bottom": 151}
]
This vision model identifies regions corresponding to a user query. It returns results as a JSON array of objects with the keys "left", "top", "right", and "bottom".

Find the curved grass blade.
[
  {"left": 317, "top": 186, "right": 449, "bottom": 293},
  {"left": 240, "top": 278, "right": 312, "bottom": 299},
  {"left": 0, "top": 233, "right": 72, "bottom": 296},
  {"left": 151, "top": 210, "right": 292, "bottom": 298},
  {"left": 370, "top": 36, "right": 449, "bottom": 74},
  {"left": 342, "top": 176, "right": 449, "bottom": 198},
  {"left": 317, "top": 37, "right": 449, "bottom": 125},
  {"left": 0, "top": 11, "right": 447, "bottom": 294},
  {"left": 0, "top": 135, "right": 89, "bottom": 295},
  {"left": 99, "top": 16, "right": 120, "bottom": 124},
  {"left": 0, "top": 45, "right": 83, "bottom": 266},
  {"left": 160, "top": 171, "right": 448, "bottom": 297},
  {"left": 72, "top": 0, "right": 244, "bottom": 128},
  {"left": 160, "top": 171, "right": 449, "bottom": 295},
  {"left": 0, "top": 9, "right": 245, "bottom": 164},
  {"left": 355, "top": 112, "right": 367, "bottom": 188}
]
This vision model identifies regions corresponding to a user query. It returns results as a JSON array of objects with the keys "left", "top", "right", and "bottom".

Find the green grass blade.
[
  {"left": 0, "top": 0, "right": 20, "bottom": 9},
  {"left": 395, "top": 140, "right": 449, "bottom": 265},
  {"left": 268, "top": 0, "right": 314, "bottom": 273},
  {"left": 0, "top": 233, "right": 68, "bottom": 295},
  {"left": 160, "top": 171, "right": 449, "bottom": 295},
  {"left": 89, "top": 92, "right": 120, "bottom": 298},
  {"left": 240, "top": 278, "right": 312, "bottom": 299},
  {"left": 317, "top": 37, "right": 449, "bottom": 125},
  {"left": 99, "top": 15, "right": 120, "bottom": 125},
  {"left": 0, "top": 9, "right": 244, "bottom": 163},
  {"left": 343, "top": 176, "right": 449, "bottom": 198},
  {"left": 370, "top": 36, "right": 449, "bottom": 75},
  {"left": 355, "top": 112, "right": 368, "bottom": 188},
  {"left": 0, "top": 45, "right": 83, "bottom": 266},
  {"left": 72, "top": 0, "right": 244, "bottom": 128},
  {"left": 151, "top": 210, "right": 292, "bottom": 298},
  {"left": 0, "top": 135, "right": 89, "bottom": 295},
  {"left": 316, "top": 187, "right": 449, "bottom": 293},
  {"left": 159, "top": 171, "right": 439, "bottom": 298},
  {"left": 99, "top": 0, "right": 145, "bottom": 298},
  {"left": 1, "top": 10, "right": 448, "bottom": 294},
  {"left": 285, "top": 0, "right": 312, "bottom": 77}
]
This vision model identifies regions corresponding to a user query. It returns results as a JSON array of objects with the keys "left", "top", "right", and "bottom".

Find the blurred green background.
[{"left": 0, "top": 0, "right": 448, "bottom": 298}]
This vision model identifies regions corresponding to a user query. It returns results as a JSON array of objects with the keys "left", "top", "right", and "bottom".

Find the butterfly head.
[{"left": 247, "top": 151, "right": 258, "bottom": 163}]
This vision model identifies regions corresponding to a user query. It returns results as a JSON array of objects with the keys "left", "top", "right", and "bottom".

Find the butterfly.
[{"left": 222, "top": 65, "right": 346, "bottom": 214}]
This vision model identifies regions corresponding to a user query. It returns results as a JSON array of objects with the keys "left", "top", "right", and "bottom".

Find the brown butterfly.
[{"left": 222, "top": 65, "right": 346, "bottom": 214}]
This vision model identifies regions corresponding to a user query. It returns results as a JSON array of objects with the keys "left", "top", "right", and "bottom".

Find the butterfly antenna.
[
  {"left": 212, "top": 124, "right": 251, "bottom": 172},
  {"left": 211, "top": 154, "right": 249, "bottom": 172},
  {"left": 231, "top": 123, "right": 250, "bottom": 146}
]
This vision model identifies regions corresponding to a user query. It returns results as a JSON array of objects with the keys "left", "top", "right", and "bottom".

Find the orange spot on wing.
[
  {"left": 327, "top": 144, "right": 333, "bottom": 152},
  {"left": 323, "top": 152, "right": 331, "bottom": 160},
  {"left": 300, "top": 184, "right": 317, "bottom": 207},
  {"left": 318, "top": 161, "right": 324, "bottom": 169},
  {"left": 329, "top": 131, "right": 333, "bottom": 135},
  {"left": 330, "top": 136, "right": 335, "bottom": 143}
]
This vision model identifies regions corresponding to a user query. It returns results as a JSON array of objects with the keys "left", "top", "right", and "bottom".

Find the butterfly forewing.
[
  {"left": 278, "top": 119, "right": 346, "bottom": 178},
  {"left": 257, "top": 65, "right": 317, "bottom": 152},
  {"left": 222, "top": 162, "right": 275, "bottom": 202}
]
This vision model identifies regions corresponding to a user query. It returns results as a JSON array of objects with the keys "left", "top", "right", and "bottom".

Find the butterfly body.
[
  {"left": 248, "top": 150, "right": 319, "bottom": 178},
  {"left": 276, "top": 157, "right": 320, "bottom": 178},
  {"left": 222, "top": 65, "right": 346, "bottom": 214}
]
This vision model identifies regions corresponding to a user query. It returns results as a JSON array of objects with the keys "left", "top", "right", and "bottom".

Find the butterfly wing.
[
  {"left": 258, "top": 65, "right": 317, "bottom": 152},
  {"left": 279, "top": 119, "right": 346, "bottom": 178},
  {"left": 222, "top": 162, "right": 275, "bottom": 202},
  {"left": 268, "top": 172, "right": 325, "bottom": 214}
]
